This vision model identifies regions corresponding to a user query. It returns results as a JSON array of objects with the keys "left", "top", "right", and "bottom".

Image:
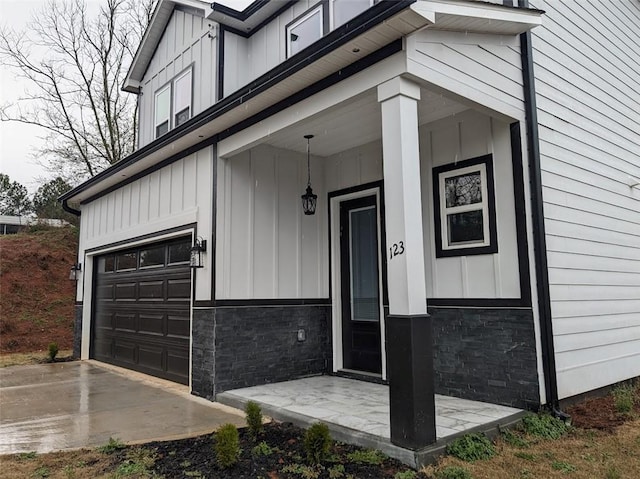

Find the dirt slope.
[{"left": 0, "top": 227, "right": 78, "bottom": 354}]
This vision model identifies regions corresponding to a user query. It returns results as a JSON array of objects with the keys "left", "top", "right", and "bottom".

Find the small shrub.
[
  {"left": 281, "top": 463, "right": 320, "bottom": 479},
  {"left": 245, "top": 401, "right": 264, "bottom": 438},
  {"left": 446, "top": 433, "right": 496, "bottom": 462},
  {"left": 48, "top": 342, "right": 59, "bottom": 362},
  {"left": 521, "top": 413, "right": 569, "bottom": 439},
  {"left": 97, "top": 437, "right": 126, "bottom": 454},
  {"left": 436, "top": 465, "right": 473, "bottom": 479},
  {"left": 328, "top": 464, "right": 345, "bottom": 478},
  {"left": 551, "top": 460, "right": 576, "bottom": 473},
  {"left": 214, "top": 423, "right": 240, "bottom": 468},
  {"left": 304, "top": 422, "right": 332, "bottom": 465},
  {"left": 612, "top": 385, "right": 635, "bottom": 414},
  {"left": 251, "top": 441, "right": 273, "bottom": 456},
  {"left": 394, "top": 470, "right": 417, "bottom": 479},
  {"left": 345, "top": 448, "right": 386, "bottom": 465}
]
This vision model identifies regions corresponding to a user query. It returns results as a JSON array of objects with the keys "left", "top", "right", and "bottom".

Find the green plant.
[
  {"left": 521, "top": 413, "right": 569, "bottom": 439},
  {"left": 394, "top": 470, "right": 417, "bottom": 479},
  {"left": 245, "top": 401, "right": 264, "bottom": 438},
  {"left": 612, "top": 385, "right": 635, "bottom": 414},
  {"left": 501, "top": 429, "right": 529, "bottom": 448},
  {"left": 551, "top": 460, "right": 576, "bottom": 473},
  {"left": 446, "top": 433, "right": 496, "bottom": 462},
  {"left": 281, "top": 463, "right": 321, "bottom": 479},
  {"left": 32, "top": 467, "right": 50, "bottom": 478},
  {"left": 214, "top": 423, "right": 240, "bottom": 468},
  {"left": 252, "top": 441, "right": 273, "bottom": 456},
  {"left": 345, "top": 448, "right": 386, "bottom": 465},
  {"left": 328, "top": 464, "right": 345, "bottom": 478},
  {"left": 436, "top": 465, "right": 473, "bottom": 479},
  {"left": 304, "top": 422, "right": 332, "bottom": 464},
  {"left": 17, "top": 451, "right": 37, "bottom": 460},
  {"left": 97, "top": 437, "right": 126, "bottom": 454}
]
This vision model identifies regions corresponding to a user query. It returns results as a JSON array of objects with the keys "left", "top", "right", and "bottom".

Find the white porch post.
[{"left": 378, "top": 76, "right": 436, "bottom": 449}]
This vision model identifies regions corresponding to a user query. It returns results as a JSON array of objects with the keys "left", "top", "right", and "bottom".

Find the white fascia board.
[{"left": 411, "top": 0, "right": 542, "bottom": 34}]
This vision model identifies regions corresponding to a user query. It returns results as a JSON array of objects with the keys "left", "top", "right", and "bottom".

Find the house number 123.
[{"left": 389, "top": 241, "right": 405, "bottom": 259}]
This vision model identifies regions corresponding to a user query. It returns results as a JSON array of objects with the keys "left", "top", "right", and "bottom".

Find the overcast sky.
[{"left": 0, "top": 0, "right": 253, "bottom": 193}]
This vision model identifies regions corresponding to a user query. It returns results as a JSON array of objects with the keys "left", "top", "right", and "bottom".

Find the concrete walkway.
[{"left": 0, "top": 361, "right": 244, "bottom": 454}]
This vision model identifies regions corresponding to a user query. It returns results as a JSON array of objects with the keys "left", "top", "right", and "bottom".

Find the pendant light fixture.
[{"left": 301, "top": 134, "right": 317, "bottom": 215}]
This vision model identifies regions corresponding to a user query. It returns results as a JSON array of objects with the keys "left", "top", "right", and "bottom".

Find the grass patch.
[
  {"left": 552, "top": 460, "right": 577, "bottom": 473},
  {"left": 345, "top": 448, "right": 387, "bottom": 465},
  {"left": 435, "top": 465, "right": 473, "bottom": 479},
  {"left": 281, "top": 463, "right": 320, "bottom": 478},
  {"left": 521, "top": 413, "right": 569, "bottom": 439},
  {"left": 97, "top": 437, "right": 126, "bottom": 454},
  {"left": 612, "top": 385, "right": 636, "bottom": 414},
  {"left": 446, "top": 433, "right": 496, "bottom": 462},
  {"left": 501, "top": 429, "right": 530, "bottom": 448}
]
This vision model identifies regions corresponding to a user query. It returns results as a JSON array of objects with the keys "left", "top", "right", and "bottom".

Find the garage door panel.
[
  {"left": 167, "top": 278, "right": 191, "bottom": 299},
  {"left": 92, "top": 237, "right": 191, "bottom": 385},
  {"left": 139, "top": 280, "right": 164, "bottom": 299}
]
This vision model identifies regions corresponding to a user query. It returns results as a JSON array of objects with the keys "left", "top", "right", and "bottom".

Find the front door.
[{"left": 340, "top": 195, "right": 382, "bottom": 374}]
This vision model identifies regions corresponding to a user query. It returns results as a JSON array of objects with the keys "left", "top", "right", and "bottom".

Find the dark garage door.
[{"left": 92, "top": 237, "right": 192, "bottom": 384}]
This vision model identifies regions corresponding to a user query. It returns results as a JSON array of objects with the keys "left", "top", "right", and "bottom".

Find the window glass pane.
[
  {"left": 350, "top": 207, "right": 379, "bottom": 322},
  {"left": 445, "top": 171, "right": 482, "bottom": 207},
  {"left": 447, "top": 211, "right": 484, "bottom": 245},
  {"left": 174, "top": 70, "right": 191, "bottom": 125},
  {"left": 116, "top": 252, "right": 137, "bottom": 271},
  {"left": 334, "top": 0, "right": 370, "bottom": 27},
  {"left": 139, "top": 245, "right": 165, "bottom": 268},
  {"left": 169, "top": 240, "right": 191, "bottom": 264},
  {"left": 288, "top": 9, "right": 322, "bottom": 56},
  {"left": 156, "top": 121, "right": 169, "bottom": 138},
  {"left": 98, "top": 256, "right": 115, "bottom": 273},
  {"left": 155, "top": 87, "right": 170, "bottom": 128}
]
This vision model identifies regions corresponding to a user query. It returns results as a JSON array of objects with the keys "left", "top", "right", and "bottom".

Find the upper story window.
[
  {"left": 286, "top": 5, "right": 324, "bottom": 57},
  {"left": 174, "top": 69, "right": 192, "bottom": 127},
  {"left": 331, "top": 0, "right": 373, "bottom": 28},
  {"left": 154, "top": 84, "right": 171, "bottom": 138},
  {"left": 432, "top": 155, "right": 498, "bottom": 257},
  {"left": 154, "top": 66, "right": 193, "bottom": 139}
]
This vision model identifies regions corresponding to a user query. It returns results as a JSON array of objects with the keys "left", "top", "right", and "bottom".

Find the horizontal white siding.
[
  {"left": 420, "top": 109, "right": 521, "bottom": 299},
  {"left": 215, "top": 145, "right": 328, "bottom": 299},
  {"left": 79, "top": 147, "right": 214, "bottom": 301},
  {"left": 139, "top": 8, "right": 217, "bottom": 147},
  {"left": 530, "top": 0, "right": 640, "bottom": 398},
  {"left": 406, "top": 29, "right": 525, "bottom": 121}
]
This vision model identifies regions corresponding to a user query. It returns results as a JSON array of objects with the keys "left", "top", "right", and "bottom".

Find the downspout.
[{"left": 518, "top": 0, "right": 569, "bottom": 420}]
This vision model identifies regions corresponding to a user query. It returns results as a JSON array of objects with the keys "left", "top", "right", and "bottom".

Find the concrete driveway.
[{"left": 0, "top": 361, "right": 244, "bottom": 454}]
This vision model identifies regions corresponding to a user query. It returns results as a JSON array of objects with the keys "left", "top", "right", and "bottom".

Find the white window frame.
[
  {"left": 154, "top": 83, "right": 171, "bottom": 139},
  {"left": 329, "top": 0, "right": 374, "bottom": 29},
  {"left": 433, "top": 155, "right": 498, "bottom": 257},
  {"left": 286, "top": 4, "right": 324, "bottom": 58},
  {"left": 173, "top": 67, "right": 192, "bottom": 128}
]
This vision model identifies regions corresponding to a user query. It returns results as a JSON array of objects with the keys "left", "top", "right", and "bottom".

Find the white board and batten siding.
[
  {"left": 79, "top": 147, "right": 215, "bottom": 302},
  {"left": 138, "top": 8, "right": 217, "bottom": 148},
  {"left": 215, "top": 144, "right": 328, "bottom": 299},
  {"left": 529, "top": 0, "right": 640, "bottom": 398}
]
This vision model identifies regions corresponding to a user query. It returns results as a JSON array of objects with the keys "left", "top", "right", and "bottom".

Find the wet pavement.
[{"left": 0, "top": 361, "right": 244, "bottom": 454}]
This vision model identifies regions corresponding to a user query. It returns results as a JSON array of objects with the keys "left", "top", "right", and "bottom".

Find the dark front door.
[
  {"left": 92, "top": 237, "right": 192, "bottom": 384},
  {"left": 340, "top": 195, "right": 382, "bottom": 374}
]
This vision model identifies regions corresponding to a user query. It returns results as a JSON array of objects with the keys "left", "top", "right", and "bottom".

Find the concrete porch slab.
[
  {"left": 0, "top": 361, "right": 244, "bottom": 454},
  {"left": 217, "top": 375, "right": 526, "bottom": 467}
]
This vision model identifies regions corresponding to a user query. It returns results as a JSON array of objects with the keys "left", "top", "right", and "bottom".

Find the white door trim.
[{"left": 329, "top": 186, "right": 387, "bottom": 380}]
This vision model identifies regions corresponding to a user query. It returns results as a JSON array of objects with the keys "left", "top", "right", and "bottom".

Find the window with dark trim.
[
  {"left": 432, "top": 154, "right": 498, "bottom": 257},
  {"left": 153, "top": 66, "right": 193, "bottom": 138},
  {"left": 331, "top": 0, "right": 373, "bottom": 28},
  {"left": 286, "top": 3, "right": 325, "bottom": 58}
]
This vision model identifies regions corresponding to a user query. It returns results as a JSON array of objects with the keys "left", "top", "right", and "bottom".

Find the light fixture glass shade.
[
  {"left": 301, "top": 185, "right": 317, "bottom": 215},
  {"left": 190, "top": 238, "right": 207, "bottom": 268},
  {"left": 69, "top": 263, "right": 81, "bottom": 281}
]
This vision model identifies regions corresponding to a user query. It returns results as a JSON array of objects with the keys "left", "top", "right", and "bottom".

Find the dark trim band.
[{"left": 83, "top": 223, "right": 197, "bottom": 254}]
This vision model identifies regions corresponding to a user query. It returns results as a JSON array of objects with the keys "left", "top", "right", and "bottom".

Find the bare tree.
[{"left": 0, "top": 0, "right": 155, "bottom": 181}]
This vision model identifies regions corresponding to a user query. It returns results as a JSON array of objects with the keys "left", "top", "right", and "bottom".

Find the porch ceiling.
[{"left": 252, "top": 87, "right": 468, "bottom": 157}]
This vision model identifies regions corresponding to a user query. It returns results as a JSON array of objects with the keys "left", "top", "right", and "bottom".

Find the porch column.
[{"left": 377, "top": 76, "right": 436, "bottom": 449}]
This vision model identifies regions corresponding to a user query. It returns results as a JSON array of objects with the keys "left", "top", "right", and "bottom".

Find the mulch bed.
[
  {"left": 129, "top": 421, "right": 426, "bottom": 478},
  {"left": 566, "top": 389, "right": 638, "bottom": 433}
]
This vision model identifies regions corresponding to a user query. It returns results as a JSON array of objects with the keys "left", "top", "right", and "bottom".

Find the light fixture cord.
[{"left": 306, "top": 138, "right": 311, "bottom": 187}]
